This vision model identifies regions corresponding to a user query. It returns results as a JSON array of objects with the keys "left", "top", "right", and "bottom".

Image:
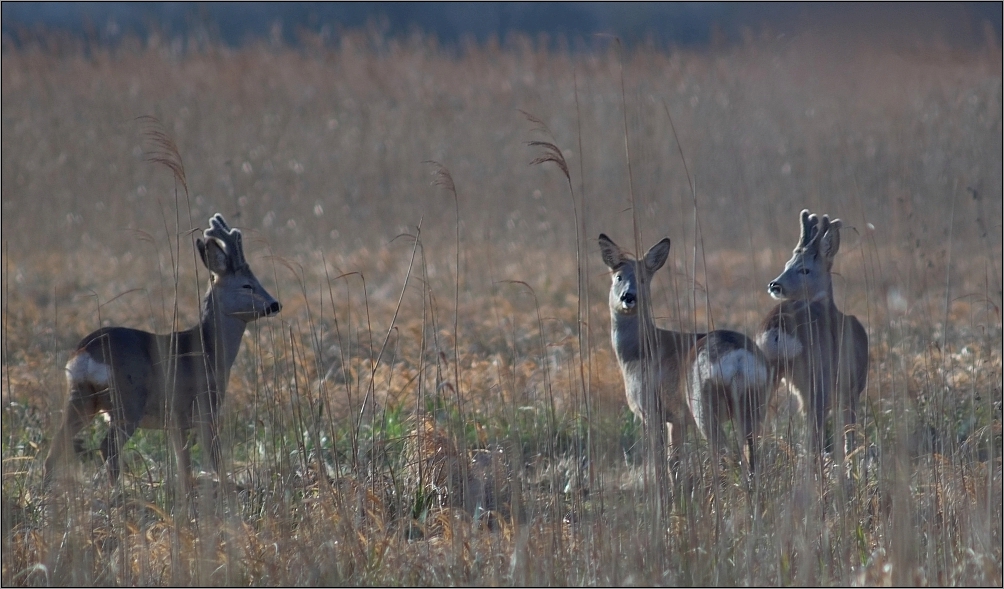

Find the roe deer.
[
  {"left": 599, "top": 234, "right": 773, "bottom": 472},
  {"left": 43, "top": 214, "right": 281, "bottom": 489},
  {"left": 758, "top": 209, "right": 868, "bottom": 459}
]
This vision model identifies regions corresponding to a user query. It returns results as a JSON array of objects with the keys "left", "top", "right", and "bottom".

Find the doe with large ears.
[
  {"left": 757, "top": 209, "right": 868, "bottom": 459},
  {"left": 43, "top": 213, "right": 281, "bottom": 491},
  {"left": 599, "top": 234, "right": 773, "bottom": 473}
]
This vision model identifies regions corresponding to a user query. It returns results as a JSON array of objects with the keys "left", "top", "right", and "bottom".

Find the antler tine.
[
  {"left": 203, "top": 213, "right": 248, "bottom": 268},
  {"left": 817, "top": 214, "right": 831, "bottom": 236},
  {"left": 802, "top": 213, "right": 830, "bottom": 250},
  {"left": 210, "top": 213, "right": 231, "bottom": 232},
  {"left": 797, "top": 209, "right": 821, "bottom": 250}
]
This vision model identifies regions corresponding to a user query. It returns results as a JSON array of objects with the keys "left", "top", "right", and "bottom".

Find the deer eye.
[
  {"left": 242, "top": 284, "right": 255, "bottom": 290},
  {"left": 799, "top": 268, "right": 811, "bottom": 275},
  {"left": 615, "top": 275, "right": 623, "bottom": 283}
]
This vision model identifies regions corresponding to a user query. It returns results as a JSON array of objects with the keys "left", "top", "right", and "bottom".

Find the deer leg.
[
  {"left": 666, "top": 420, "right": 684, "bottom": 478},
  {"left": 839, "top": 382, "right": 859, "bottom": 460},
  {"left": 804, "top": 358, "right": 832, "bottom": 459},
  {"left": 808, "top": 395, "right": 828, "bottom": 458},
  {"left": 100, "top": 420, "right": 138, "bottom": 485},
  {"left": 169, "top": 426, "right": 194, "bottom": 499},
  {"left": 697, "top": 384, "right": 730, "bottom": 473},
  {"left": 43, "top": 390, "right": 97, "bottom": 485},
  {"left": 736, "top": 389, "right": 758, "bottom": 478},
  {"left": 835, "top": 348, "right": 861, "bottom": 460},
  {"left": 199, "top": 418, "right": 222, "bottom": 476},
  {"left": 191, "top": 390, "right": 223, "bottom": 477}
]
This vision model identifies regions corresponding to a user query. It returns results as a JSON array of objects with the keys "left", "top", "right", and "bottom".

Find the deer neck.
[
  {"left": 816, "top": 284, "right": 841, "bottom": 320},
  {"left": 610, "top": 306, "right": 658, "bottom": 365},
  {"left": 820, "top": 279, "right": 837, "bottom": 308},
  {"left": 200, "top": 290, "right": 249, "bottom": 382}
]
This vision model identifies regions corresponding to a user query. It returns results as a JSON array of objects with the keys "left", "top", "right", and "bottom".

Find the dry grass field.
[{"left": 2, "top": 26, "right": 1002, "bottom": 586}]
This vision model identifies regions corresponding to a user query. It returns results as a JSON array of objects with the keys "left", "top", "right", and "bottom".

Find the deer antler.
[{"left": 203, "top": 214, "right": 248, "bottom": 269}]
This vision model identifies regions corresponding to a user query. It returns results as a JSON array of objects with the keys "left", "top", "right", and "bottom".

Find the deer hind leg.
[
  {"left": 99, "top": 377, "right": 151, "bottom": 485},
  {"left": 696, "top": 383, "right": 730, "bottom": 470},
  {"left": 100, "top": 420, "right": 139, "bottom": 485},
  {"left": 43, "top": 388, "right": 99, "bottom": 485},
  {"left": 731, "top": 386, "right": 757, "bottom": 478}
]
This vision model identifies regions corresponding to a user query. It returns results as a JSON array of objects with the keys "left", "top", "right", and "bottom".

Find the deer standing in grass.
[
  {"left": 600, "top": 234, "right": 773, "bottom": 473},
  {"left": 757, "top": 210, "right": 868, "bottom": 460},
  {"left": 43, "top": 214, "right": 281, "bottom": 490}
]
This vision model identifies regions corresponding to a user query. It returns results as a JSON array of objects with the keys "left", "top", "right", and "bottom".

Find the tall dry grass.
[{"left": 2, "top": 28, "right": 1001, "bottom": 585}]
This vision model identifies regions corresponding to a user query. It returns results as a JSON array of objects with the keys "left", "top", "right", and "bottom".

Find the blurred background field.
[{"left": 1, "top": 4, "right": 1002, "bottom": 586}]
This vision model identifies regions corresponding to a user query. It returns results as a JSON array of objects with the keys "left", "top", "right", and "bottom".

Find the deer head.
[{"left": 767, "top": 209, "right": 842, "bottom": 303}]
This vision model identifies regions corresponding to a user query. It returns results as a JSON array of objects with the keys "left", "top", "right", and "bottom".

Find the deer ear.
[
  {"left": 643, "top": 238, "right": 671, "bottom": 275},
  {"left": 820, "top": 219, "right": 842, "bottom": 262},
  {"left": 598, "top": 234, "right": 623, "bottom": 270},
  {"left": 198, "top": 238, "right": 230, "bottom": 275}
]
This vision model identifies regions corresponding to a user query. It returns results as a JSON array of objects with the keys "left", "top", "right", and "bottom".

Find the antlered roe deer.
[
  {"left": 600, "top": 234, "right": 773, "bottom": 473},
  {"left": 43, "top": 214, "right": 281, "bottom": 490},
  {"left": 757, "top": 210, "right": 868, "bottom": 459}
]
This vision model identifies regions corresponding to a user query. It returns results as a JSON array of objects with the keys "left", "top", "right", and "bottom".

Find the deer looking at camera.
[
  {"left": 600, "top": 234, "right": 773, "bottom": 473},
  {"left": 757, "top": 210, "right": 868, "bottom": 460},
  {"left": 43, "top": 214, "right": 281, "bottom": 491}
]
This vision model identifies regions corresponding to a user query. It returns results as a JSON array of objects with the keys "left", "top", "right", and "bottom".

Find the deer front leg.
[
  {"left": 791, "top": 356, "right": 828, "bottom": 460},
  {"left": 199, "top": 418, "right": 222, "bottom": 476},
  {"left": 169, "top": 426, "right": 195, "bottom": 500},
  {"left": 666, "top": 419, "right": 684, "bottom": 475},
  {"left": 193, "top": 391, "right": 223, "bottom": 476},
  {"left": 836, "top": 371, "right": 859, "bottom": 461},
  {"left": 808, "top": 360, "right": 836, "bottom": 460},
  {"left": 836, "top": 336, "right": 862, "bottom": 460}
]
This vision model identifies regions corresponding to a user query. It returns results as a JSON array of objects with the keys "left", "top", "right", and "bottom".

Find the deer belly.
[{"left": 136, "top": 396, "right": 195, "bottom": 430}]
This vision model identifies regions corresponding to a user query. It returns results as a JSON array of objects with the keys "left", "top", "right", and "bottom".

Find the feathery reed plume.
[
  {"left": 137, "top": 115, "right": 188, "bottom": 194},
  {"left": 521, "top": 110, "right": 570, "bottom": 181},
  {"left": 425, "top": 160, "right": 456, "bottom": 196}
]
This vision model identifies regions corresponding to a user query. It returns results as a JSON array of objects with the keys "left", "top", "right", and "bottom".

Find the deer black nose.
[
  {"left": 768, "top": 282, "right": 782, "bottom": 296},
  {"left": 267, "top": 301, "right": 282, "bottom": 315},
  {"left": 621, "top": 292, "right": 636, "bottom": 306}
]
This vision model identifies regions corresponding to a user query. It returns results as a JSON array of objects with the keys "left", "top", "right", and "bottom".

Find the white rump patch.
[
  {"left": 757, "top": 328, "right": 803, "bottom": 362},
  {"left": 717, "top": 349, "right": 769, "bottom": 389},
  {"left": 692, "top": 348, "right": 769, "bottom": 391},
  {"left": 65, "top": 352, "right": 110, "bottom": 388}
]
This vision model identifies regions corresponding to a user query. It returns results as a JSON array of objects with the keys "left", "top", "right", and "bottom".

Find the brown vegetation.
[{"left": 2, "top": 28, "right": 1001, "bottom": 585}]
